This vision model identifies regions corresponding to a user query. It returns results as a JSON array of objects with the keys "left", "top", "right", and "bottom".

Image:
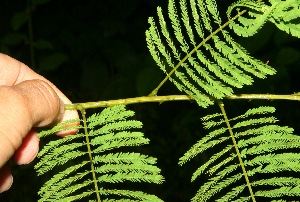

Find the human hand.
[{"left": 0, "top": 53, "right": 79, "bottom": 193}]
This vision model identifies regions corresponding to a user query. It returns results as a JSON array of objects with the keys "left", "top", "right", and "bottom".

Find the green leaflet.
[
  {"left": 146, "top": 0, "right": 276, "bottom": 108},
  {"left": 179, "top": 106, "right": 300, "bottom": 201},
  {"left": 35, "top": 105, "right": 164, "bottom": 202},
  {"left": 228, "top": 0, "right": 300, "bottom": 38}
]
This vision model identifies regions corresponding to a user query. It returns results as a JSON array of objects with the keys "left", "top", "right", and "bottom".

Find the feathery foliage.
[
  {"left": 179, "top": 106, "right": 300, "bottom": 201},
  {"left": 35, "top": 105, "right": 164, "bottom": 202},
  {"left": 227, "top": 0, "right": 300, "bottom": 38},
  {"left": 146, "top": 0, "right": 276, "bottom": 108},
  {"left": 32, "top": 0, "right": 300, "bottom": 201}
]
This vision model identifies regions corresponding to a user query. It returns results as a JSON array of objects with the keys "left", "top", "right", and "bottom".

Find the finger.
[
  {"left": 0, "top": 164, "right": 13, "bottom": 193},
  {"left": 13, "top": 130, "right": 39, "bottom": 165},
  {"left": 0, "top": 53, "right": 79, "bottom": 133},
  {"left": 0, "top": 80, "right": 62, "bottom": 168},
  {"left": 13, "top": 80, "right": 64, "bottom": 127}
]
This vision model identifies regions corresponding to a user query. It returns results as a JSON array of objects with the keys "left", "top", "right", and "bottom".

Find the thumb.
[{"left": 0, "top": 79, "right": 63, "bottom": 168}]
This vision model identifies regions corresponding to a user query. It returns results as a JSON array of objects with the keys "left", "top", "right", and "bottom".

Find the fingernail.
[
  {"left": 19, "top": 138, "right": 39, "bottom": 165},
  {"left": 0, "top": 172, "right": 13, "bottom": 193}
]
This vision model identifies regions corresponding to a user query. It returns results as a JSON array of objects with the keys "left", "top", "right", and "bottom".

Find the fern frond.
[
  {"left": 193, "top": 170, "right": 243, "bottom": 201},
  {"left": 36, "top": 133, "right": 85, "bottom": 158},
  {"left": 201, "top": 112, "right": 223, "bottom": 121},
  {"left": 93, "top": 152, "right": 157, "bottom": 164},
  {"left": 38, "top": 118, "right": 81, "bottom": 137},
  {"left": 35, "top": 150, "right": 86, "bottom": 175},
  {"left": 98, "top": 172, "right": 163, "bottom": 184},
  {"left": 96, "top": 163, "right": 161, "bottom": 176},
  {"left": 35, "top": 105, "right": 164, "bottom": 201},
  {"left": 38, "top": 172, "right": 92, "bottom": 201},
  {"left": 256, "top": 186, "right": 300, "bottom": 198},
  {"left": 52, "top": 180, "right": 93, "bottom": 200},
  {"left": 228, "top": 0, "right": 300, "bottom": 38},
  {"left": 180, "top": 106, "right": 300, "bottom": 201},
  {"left": 217, "top": 184, "right": 247, "bottom": 202},
  {"left": 60, "top": 191, "right": 94, "bottom": 202},
  {"left": 178, "top": 127, "right": 229, "bottom": 165},
  {"left": 232, "top": 116, "right": 277, "bottom": 128},
  {"left": 41, "top": 161, "right": 89, "bottom": 190},
  {"left": 87, "top": 105, "right": 135, "bottom": 127},
  {"left": 92, "top": 121, "right": 143, "bottom": 135},
  {"left": 146, "top": 0, "right": 275, "bottom": 108},
  {"left": 253, "top": 177, "right": 300, "bottom": 186},
  {"left": 92, "top": 132, "right": 150, "bottom": 153},
  {"left": 190, "top": 145, "right": 233, "bottom": 181},
  {"left": 203, "top": 118, "right": 226, "bottom": 129},
  {"left": 237, "top": 106, "right": 276, "bottom": 118}
]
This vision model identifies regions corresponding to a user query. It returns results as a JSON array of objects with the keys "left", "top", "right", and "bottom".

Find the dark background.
[{"left": 0, "top": 0, "right": 300, "bottom": 201}]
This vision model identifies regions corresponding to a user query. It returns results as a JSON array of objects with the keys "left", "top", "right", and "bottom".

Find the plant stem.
[
  {"left": 149, "top": 10, "right": 247, "bottom": 96},
  {"left": 217, "top": 101, "right": 256, "bottom": 202},
  {"left": 78, "top": 105, "right": 101, "bottom": 202},
  {"left": 65, "top": 95, "right": 193, "bottom": 110},
  {"left": 65, "top": 93, "right": 300, "bottom": 110},
  {"left": 226, "top": 93, "right": 300, "bottom": 101}
]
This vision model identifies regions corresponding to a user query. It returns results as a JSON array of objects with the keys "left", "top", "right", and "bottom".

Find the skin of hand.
[{"left": 0, "top": 53, "right": 79, "bottom": 193}]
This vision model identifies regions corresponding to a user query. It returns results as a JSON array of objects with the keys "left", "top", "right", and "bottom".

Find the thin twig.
[{"left": 64, "top": 93, "right": 300, "bottom": 110}]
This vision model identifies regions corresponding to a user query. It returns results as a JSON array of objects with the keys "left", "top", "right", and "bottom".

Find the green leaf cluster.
[
  {"left": 146, "top": 0, "right": 276, "bottom": 108},
  {"left": 228, "top": 0, "right": 300, "bottom": 38},
  {"left": 180, "top": 106, "right": 300, "bottom": 201},
  {"left": 35, "top": 105, "right": 164, "bottom": 202}
]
